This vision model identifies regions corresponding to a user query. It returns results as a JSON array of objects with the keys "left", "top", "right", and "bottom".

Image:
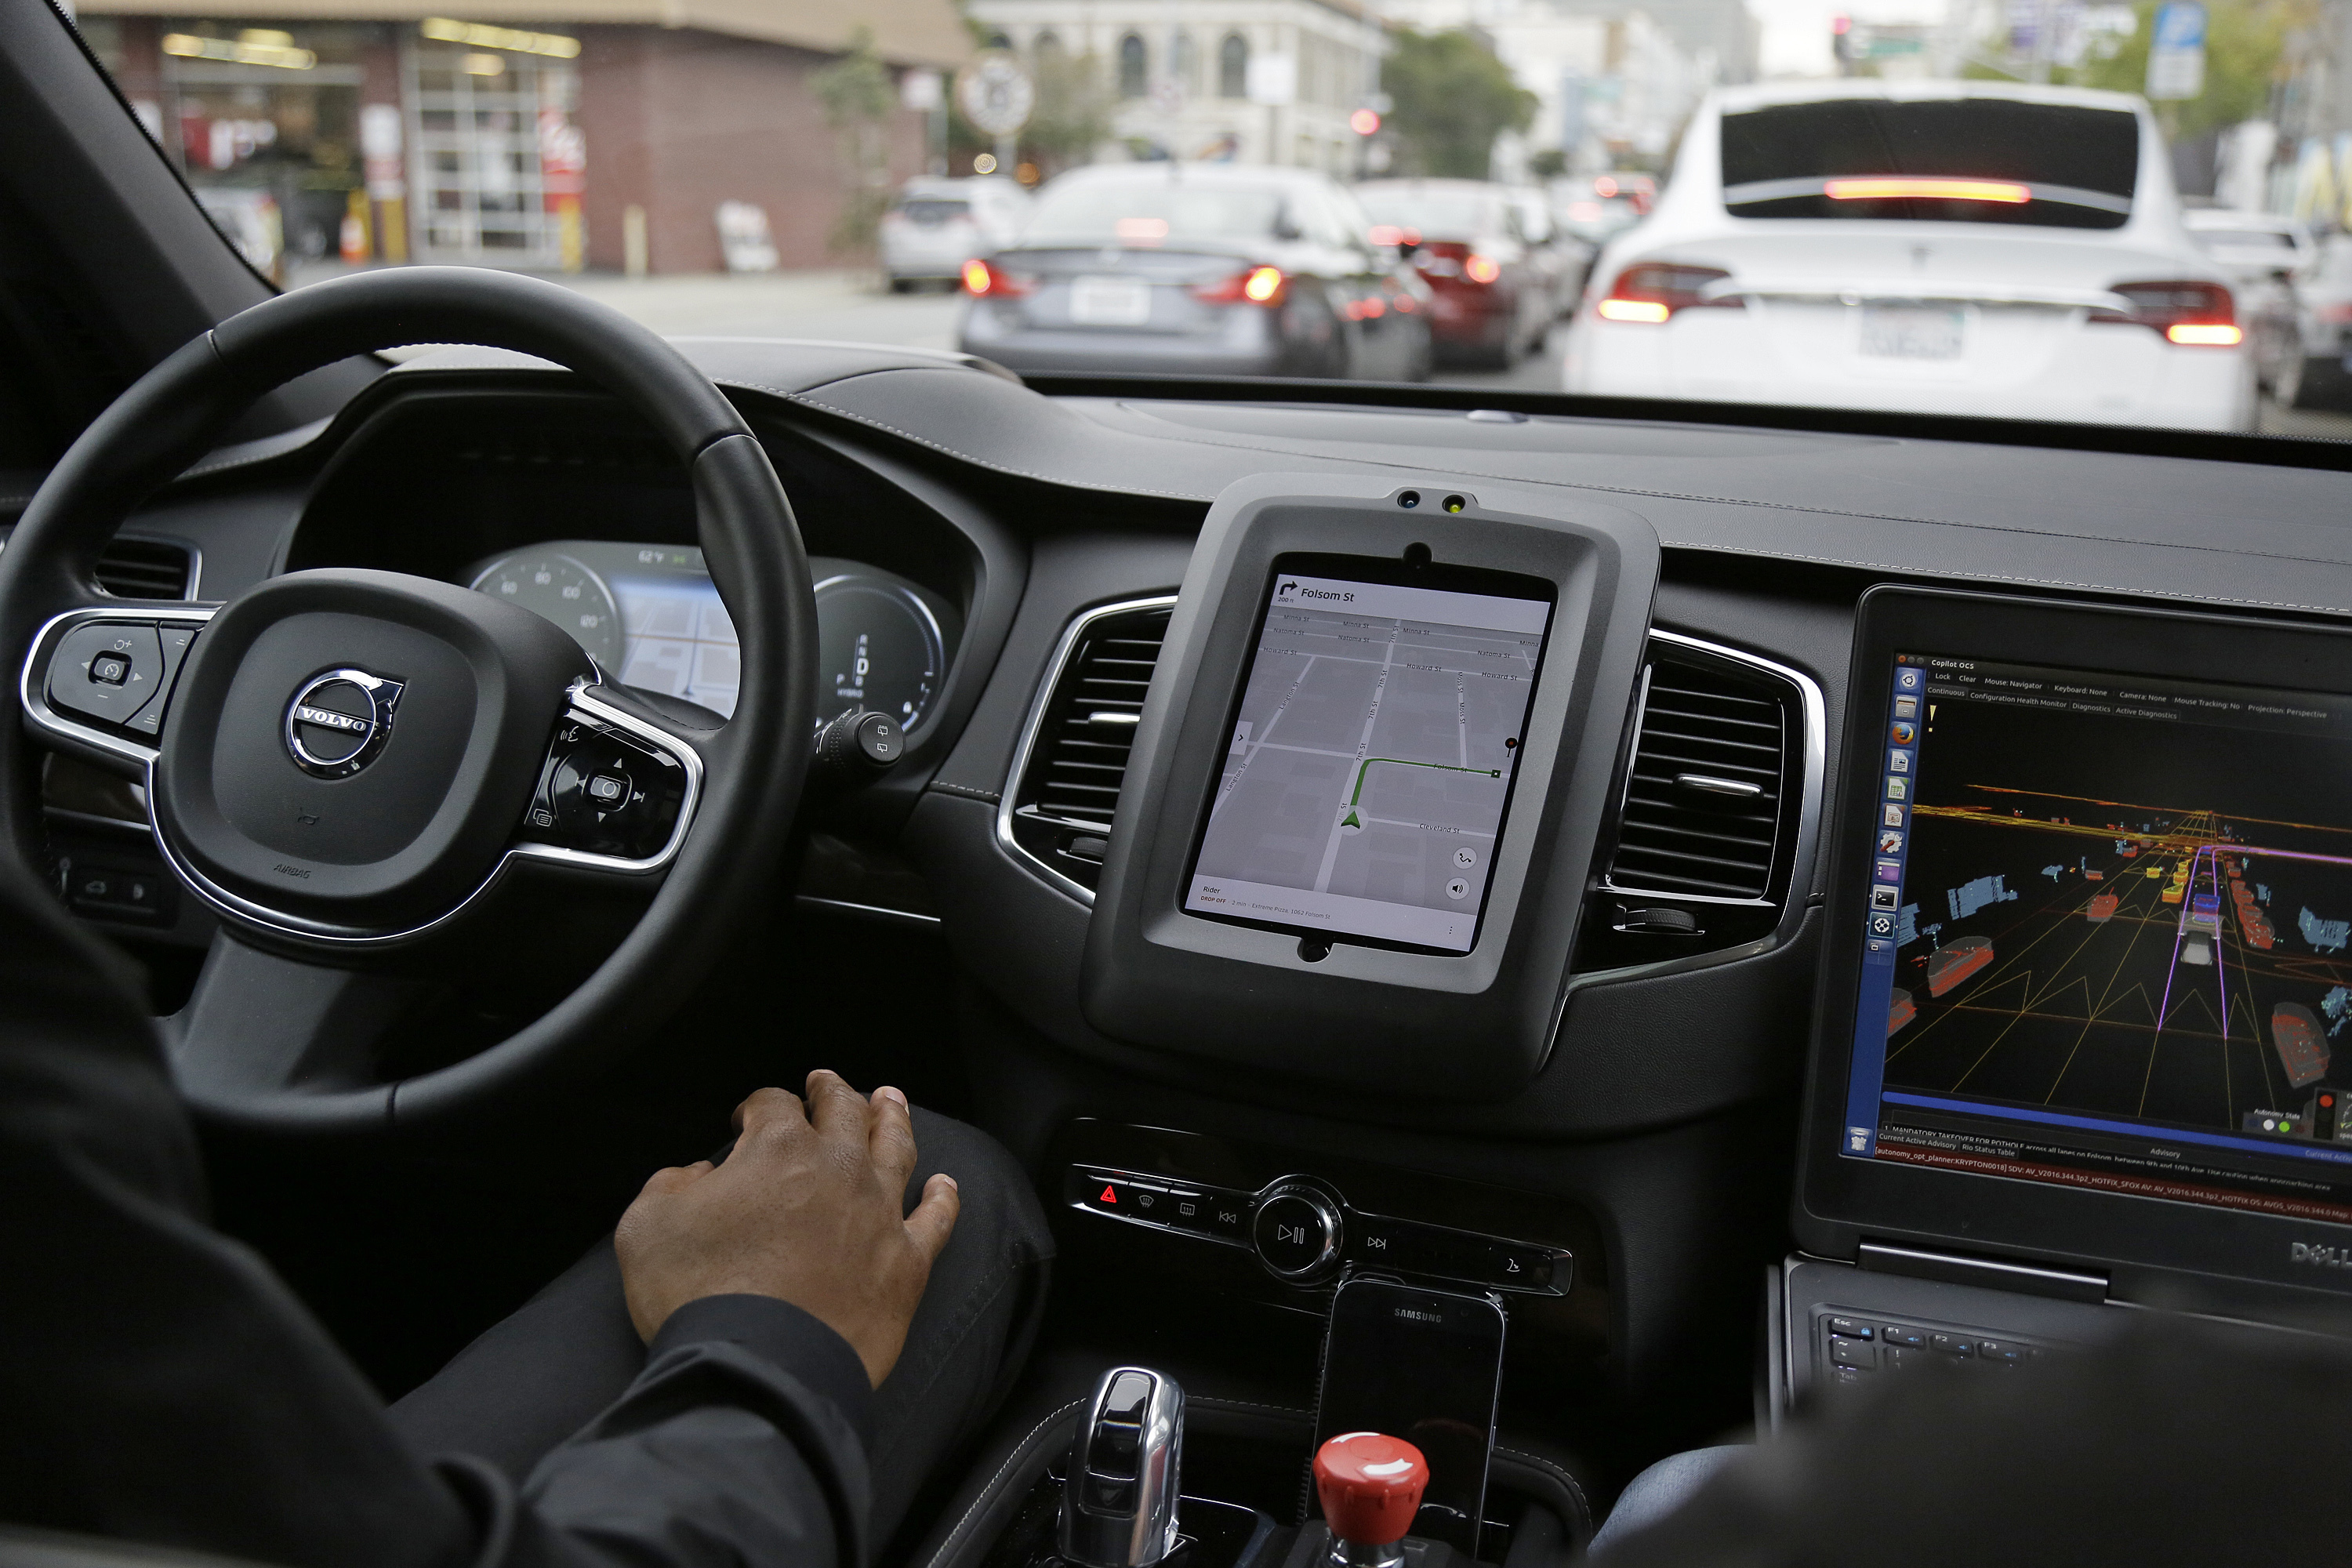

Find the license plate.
[
  {"left": 1070, "top": 276, "right": 1153, "bottom": 326},
  {"left": 1860, "top": 303, "right": 1965, "bottom": 360}
]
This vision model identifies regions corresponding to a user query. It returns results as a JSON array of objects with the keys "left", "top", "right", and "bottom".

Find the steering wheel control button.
[
  {"left": 524, "top": 714, "right": 689, "bottom": 859},
  {"left": 284, "top": 669, "right": 405, "bottom": 779},
  {"left": 1252, "top": 1185, "right": 1343, "bottom": 1282},
  {"left": 125, "top": 626, "right": 201, "bottom": 736},
  {"left": 48, "top": 622, "right": 165, "bottom": 728}
]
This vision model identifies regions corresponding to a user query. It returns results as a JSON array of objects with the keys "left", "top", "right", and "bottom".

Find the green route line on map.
[{"left": 1340, "top": 756, "right": 1501, "bottom": 829}]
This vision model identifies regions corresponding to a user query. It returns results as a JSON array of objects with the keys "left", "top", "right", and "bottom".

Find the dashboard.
[
  {"left": 463, "top": 541, "right": 952, "bottom": 729},
  {"left": 29, "top": 336, "right": 2352, "bottom": 1436}
]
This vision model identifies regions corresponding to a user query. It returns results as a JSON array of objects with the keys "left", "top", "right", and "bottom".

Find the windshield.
[{"left": 78, "top": 1, "right": 2352, "bottom": 445}]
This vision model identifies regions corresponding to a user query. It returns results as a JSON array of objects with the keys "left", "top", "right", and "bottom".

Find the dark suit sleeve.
[{"left": 0, "top": 857, "right": 871, "bottom": 1568}]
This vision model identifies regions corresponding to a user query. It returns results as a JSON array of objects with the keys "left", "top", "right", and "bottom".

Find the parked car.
[
  {"left": 1355, "top": 178, "right": 1555, "bottom": 368},
  {"left": 2182, "top": 209, "right": 2315, "bottom": 399},
  {"left": 1564, "top": 81, "right": 2257, "bottom": 431},
  {"left": 1510, "top": 186, "right": 1596, "bottom": 318},
  {"left": 880, "top": 176, "right": 1030, "bottom": 292},
  {"left": 2263, "top": 231, "right": 2352, "bottom": 408},
  {"left": 957, "top": 163, "right": 1432, "bottom": 380}
]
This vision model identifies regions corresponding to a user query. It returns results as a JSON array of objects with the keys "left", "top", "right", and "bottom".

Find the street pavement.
[{"left": 302, "top": 261, "right": 2352, "bottom": 436}]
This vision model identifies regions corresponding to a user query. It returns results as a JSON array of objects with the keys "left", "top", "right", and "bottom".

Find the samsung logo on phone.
[{"left": 1393, "top": 1307, "right": 1444, "bottom": 1323}]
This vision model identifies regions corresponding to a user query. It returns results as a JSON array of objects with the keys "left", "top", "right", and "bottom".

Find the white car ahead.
[
  {"left": 1563, "top": 81, "right": 2256, "bottom": 432},
  {"left": 880, "top": 177, "right": 1032, "bottom": 291}
]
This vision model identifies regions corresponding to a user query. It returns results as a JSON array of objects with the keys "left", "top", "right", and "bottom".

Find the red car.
[{"left": 1356, "top": 178, "right": 1554, "bottom": 368}]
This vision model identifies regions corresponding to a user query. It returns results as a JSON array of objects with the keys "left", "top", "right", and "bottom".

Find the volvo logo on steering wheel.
[{"left": 284, "top": 668, "right": 405, "bottom": 779}]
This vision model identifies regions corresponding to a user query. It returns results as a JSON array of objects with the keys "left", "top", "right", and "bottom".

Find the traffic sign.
[
  {"left": 2147, "top": 1, "right": 2206, "bottom": 100},
  {"left": 956, "top": 51, "right": 1035, "bottom": 138}
]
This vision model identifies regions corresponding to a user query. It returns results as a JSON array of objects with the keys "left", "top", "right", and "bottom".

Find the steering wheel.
[{"left": 0, "top": 268, "right": 817, "bottom": 1136}]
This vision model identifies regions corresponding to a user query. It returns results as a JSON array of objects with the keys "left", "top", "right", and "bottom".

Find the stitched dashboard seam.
[
  {"left": 927, "top": 780, "right": 1002, "bottom": 804},
  {"left": 775, "top": 388, "right": 2352, "bottom": 618}
]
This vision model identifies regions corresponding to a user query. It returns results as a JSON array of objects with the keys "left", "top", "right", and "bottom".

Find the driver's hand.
[{"left": 613, "top": 1069, "right": 960, "bottom": 1387}]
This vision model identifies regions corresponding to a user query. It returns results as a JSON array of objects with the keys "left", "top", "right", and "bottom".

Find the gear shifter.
[{"left": 1062, "top": 1366, "right": 1185, "bottom": 1568}]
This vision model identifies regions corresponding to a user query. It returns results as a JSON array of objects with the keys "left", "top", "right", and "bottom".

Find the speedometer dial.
[
  {"left": 815, "top": 575, "right": 944, "bottom": 731},
  {"left": 469, "top": 553, "right": 623, "bottom": 670}
]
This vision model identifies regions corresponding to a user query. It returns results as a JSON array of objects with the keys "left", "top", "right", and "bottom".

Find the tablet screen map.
[{"left": 1184, "top": 572, "right": 1551, "bottom": 953}]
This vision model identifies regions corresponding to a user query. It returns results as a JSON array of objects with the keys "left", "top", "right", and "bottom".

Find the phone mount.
[{"left": 1062, "top": 1366, "right": 1187, "bottom": 1568}]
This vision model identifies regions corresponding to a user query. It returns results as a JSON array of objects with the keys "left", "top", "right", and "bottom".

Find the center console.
[{"left": 1081, "top": 474, "right": 1661, "bottom": 1102}]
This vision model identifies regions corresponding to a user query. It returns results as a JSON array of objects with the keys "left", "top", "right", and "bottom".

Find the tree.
[
  {"left": 1025, "top": 48, "right": 1114, "bottom": 172},
  {"left": 1381, "top": 29, "right": 1537, "bottom": 180},
  {"left": 813, "top": 27, "right": 895, "bottom": 254},
  {"left": 2061, "top": 0, "right": 2288, "bottom": 140}
]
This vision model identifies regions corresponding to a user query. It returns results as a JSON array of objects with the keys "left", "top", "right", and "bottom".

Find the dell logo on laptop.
[{"left": 2289, "top": 1243, "right": 2350, "bottom": 1269}]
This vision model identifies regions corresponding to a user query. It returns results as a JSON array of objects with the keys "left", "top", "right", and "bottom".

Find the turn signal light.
[
  {"left": 1465, "top": 254, "right": 1503, "bottom": 285},
  {"left": 1597, "top": 262, "right": 1737, "bottom": 323},
  {"left": 962, "top": 258, "right": 1032, "bottom": 296}
]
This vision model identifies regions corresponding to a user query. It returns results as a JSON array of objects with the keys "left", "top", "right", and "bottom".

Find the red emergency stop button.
[{"left": 1315, "top": 1432, "right": 1428, "bottom": 1547}]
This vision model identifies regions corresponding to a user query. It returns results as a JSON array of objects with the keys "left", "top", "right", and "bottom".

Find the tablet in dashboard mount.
[
  {"left": 1801, "top": 586, "right": 2352, "bottom": 1306},
  {"left": 1079, "top": 474, "right": 1661, "bottom": 1103}
]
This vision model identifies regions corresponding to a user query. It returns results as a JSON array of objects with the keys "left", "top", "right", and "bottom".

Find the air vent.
[
  {"left": 1001, "top": 597, "right": 1176, "bottom": 899},
  {"left": 1581, "top": 631, "right": 1820, "bottom": 974},
  {"left": 93, "top": 537, "right": 194, "bottom": 600},
  {"left": 1610, "top": 655, "right": 1786, "bottom": 898}
]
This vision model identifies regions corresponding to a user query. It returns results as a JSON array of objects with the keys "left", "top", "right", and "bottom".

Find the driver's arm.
[
  {"left": 505, "top": 1076, "right": 960, "bottom": 1566},
  {"left": 0, "top": 851, "right": 954, "bottom": 1568}
]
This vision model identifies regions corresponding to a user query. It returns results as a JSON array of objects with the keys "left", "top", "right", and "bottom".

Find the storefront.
[{"left": 78, "top": 2, "right": 967, "bottom": 277}]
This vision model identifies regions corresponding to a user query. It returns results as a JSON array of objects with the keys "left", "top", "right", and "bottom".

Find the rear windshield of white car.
[
  {"left": 1355, "top": 187, "right": 1501, "bottom": 240},
  {"left": 1022, "top": 181, "right": 1287, "bottom": 244},
  {"left": 1719, "top": 100, "right": 2138, "bottom": 230}
]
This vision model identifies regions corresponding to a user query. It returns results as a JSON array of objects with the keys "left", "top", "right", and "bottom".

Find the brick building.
[{"left": 75, "top": 0, "right": 970, "bottom": 275}]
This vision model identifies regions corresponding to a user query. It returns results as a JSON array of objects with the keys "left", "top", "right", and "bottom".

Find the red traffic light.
[{"left": 1350, "top": 107, "right": 1381, "bottom": 136}]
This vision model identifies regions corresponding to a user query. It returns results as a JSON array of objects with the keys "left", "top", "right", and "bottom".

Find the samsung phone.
[{"left": 1310, "top": 1274, "right": 1508, "bottom": 1556}]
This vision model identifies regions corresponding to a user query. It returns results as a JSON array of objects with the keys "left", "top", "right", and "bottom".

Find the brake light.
[
  {"left": 1192, "top": 265, "right": 1288, "bottom": 307},
  {"left": 1597, "top": 262, "right": 1737, "bottom": 323},
  {"left": 1825, "top": 177, "right": 2030, "bottom": 205},
  {"left": 2090, "top": 279, "right": 2237, "bottom": 345},
  {"left": 1465, "top": 254, "right": 1502, "bottom": 285},
  {"left": 1368, "top": 224, "right": 1421, "bottom": 248},
  {"left": 963, "top": 258, "right": 1032, "bottom": 297}
]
